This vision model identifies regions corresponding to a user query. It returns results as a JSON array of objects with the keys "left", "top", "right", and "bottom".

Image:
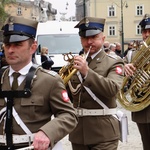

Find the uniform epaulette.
[
  {"left": 48, "top": 70, "right": 58, "bottom": 76},
  {"left": 107, "top": 54, "right": 119, "bottom": 60},
  {"left": 42, "top": 68, "right": 58, "bottom": 76}
]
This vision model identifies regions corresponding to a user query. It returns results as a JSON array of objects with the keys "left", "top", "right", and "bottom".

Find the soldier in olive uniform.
[
  {"left": 124, "top": 14, "right": 150, "bottom": 150},
  {"left": 0, "top": 16, "right": 78, "bottom": 150},
  {"left": 67, "top": 17, "right": 125, "bottom": 150}
]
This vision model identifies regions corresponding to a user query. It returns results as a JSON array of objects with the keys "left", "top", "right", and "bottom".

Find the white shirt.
[
  {"left": 9, "top": 62, "right": 33, "bottom": 87},
  {"left": 90, "top": 48, "right": 102, "bottom": 59},
  {"left": 84, "top": 49, "right": 102, "bottom": 79}
]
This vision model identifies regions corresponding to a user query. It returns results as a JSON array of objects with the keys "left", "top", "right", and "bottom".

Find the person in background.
[
  {"left": 124, "top": 13, "right": 150, "bottom": 150},
  {"left": 67, "top": 17, "right": 124, "bottom": 150},
  {"left": 123, "top": 41, "right": 134, "bottom": 57},
  {"left": 124, "top": 41, "right": 137, "bottom": 64},
  {"left": 0, "top": 44, "right": 8, "bottom": 68},
  {"left": 41, "top": 46, "right": 54, "bottom": 70},
  {"left": 103, "top": 40, "right": 110, "bottom": 49},
  {"left": 103, "top": 41, "right": 110, "bottom": 53},
  {"left": 108, "top": 43, "right": 118, "bottom": 57},
  {"left": 0, "top": 49, "right": 3, "bottom": 56},
  {"left": 0, "top": 48, "right": 3, "bottom": 68},
  {"left": 104, "top": 47, "right": 110, "bottom": 54},
  {"left": 79, "top": 49, "right": 84, "bottom": 55},
  {"left": 0, "top": 15, "right": 78, "bottom": 150},
  {"left": 114, "top": 42, "right": 123, "bottom": 58}
]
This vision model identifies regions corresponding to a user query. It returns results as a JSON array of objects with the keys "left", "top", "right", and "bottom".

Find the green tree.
[
  {"left": 0, "top": 0, "right": 16, "bottom": 27},
  {"left": 0, "top": 0, "right": 16, "bottom": 42}
]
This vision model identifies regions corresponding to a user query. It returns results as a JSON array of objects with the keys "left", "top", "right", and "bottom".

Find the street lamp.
[
  {"left": 59, "top": 2, "right": 69, "bottom": 21},
  {"left": 111, "top": 0, "right": 128, "bottom": 55},
  {"left": 66, "top": 2, "right": 69, "bottom": 10},
  {"left": 83, "top": 0, "right": 86, "bottom": 17}
]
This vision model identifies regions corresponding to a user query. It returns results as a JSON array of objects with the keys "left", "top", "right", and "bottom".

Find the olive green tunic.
[
  {"left": 0, "top": 67, "right": 78, "bottom": 148},
  {"left": 68, "top": 50, "right": 124, "bottom": 145}
]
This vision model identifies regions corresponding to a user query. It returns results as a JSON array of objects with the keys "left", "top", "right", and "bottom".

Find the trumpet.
[
  {"left": 84, "top": 46, "right": 91, "bottom": 59},
  {"left": 59, "top": 46, "right": 92, "bottom": 85}
]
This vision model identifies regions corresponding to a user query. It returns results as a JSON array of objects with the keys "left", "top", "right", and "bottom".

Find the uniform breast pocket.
[
  {"left": 20, "top": 95, "right": 44, "bottom": 120},
  {"left": 21, "top": 95, "right": 44, "bottom": 106}
]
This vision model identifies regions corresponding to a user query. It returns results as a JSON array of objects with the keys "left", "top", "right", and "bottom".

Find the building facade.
[
  {"left": 4, "top": 0, "right": 57, "bottom": 22},
  {"left": 75, "top": 0, "right": 150, "bottom": 49}
]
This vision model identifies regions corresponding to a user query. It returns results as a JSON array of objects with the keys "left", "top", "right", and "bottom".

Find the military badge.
[
  {"left": 116, "top": 66, "right": 123, "bottom": 75},
  {"left": 144, "top": 14, "right": 149, "bottom": 21},
  {"left": 8, "top": 16, "right": 14, "bottom": 31},
  {"left": 61, "top": 90, "right": 70, "bottom": 102},
  {"left": 85, "top": 18, "right": 89, "bottom": 27}
]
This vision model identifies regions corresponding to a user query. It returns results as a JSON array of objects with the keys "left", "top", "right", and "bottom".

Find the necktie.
[
  {"left": 86, "top": 56, "right": 92, "bottom": 64},
  {"left": 12, "top": 72, "right": 20, "bottom": 90}
]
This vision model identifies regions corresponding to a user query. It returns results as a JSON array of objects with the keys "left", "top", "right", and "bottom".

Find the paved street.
[{"left": 61, "top": 103, "right": 143, "bottom": 150}]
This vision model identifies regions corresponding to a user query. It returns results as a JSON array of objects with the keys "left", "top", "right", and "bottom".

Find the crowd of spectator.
[
  {"left": 104, "top": 40, "right": 135, "bottom": 59},
  {"left": 0, "top": 40, "right": 138, "bottom": 69}
]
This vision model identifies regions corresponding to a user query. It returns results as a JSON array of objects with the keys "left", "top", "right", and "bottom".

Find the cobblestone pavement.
[{"left": 61, "top": 103, "right": 143, "bottom": 150}]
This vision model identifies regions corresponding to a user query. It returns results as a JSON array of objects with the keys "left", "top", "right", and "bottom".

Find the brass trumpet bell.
[{"left": 59, "top": 52, "right": 77, "bottom": 86}]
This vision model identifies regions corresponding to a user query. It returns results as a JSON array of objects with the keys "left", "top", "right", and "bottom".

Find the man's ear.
[
  {"left": 30, "top": 41, "right": 37, "bottom": 54},
  {"left": 103, "top": 35, "right": 106, "bottom": 40},
  {"left": 102, "top": 35, "right": 106, "bottom": 42}
]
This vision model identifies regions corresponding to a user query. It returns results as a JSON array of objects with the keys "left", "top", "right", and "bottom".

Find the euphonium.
[
  {"left": 117, "top": 36, "right": 150, "bottom": 112},
  {"left": 59, "top": 47, "right": 91, "bottom": 86}
]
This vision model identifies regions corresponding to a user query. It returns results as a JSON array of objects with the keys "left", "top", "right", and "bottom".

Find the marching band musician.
[
  {"left": 124, "top": 14, "right": 150, "bottom": 150},
  {"left": 67, "top": 17, "right": 125, "bottom": 150},
  {"left": 0, "top": 16, "right": 78, "bottom": 150}
]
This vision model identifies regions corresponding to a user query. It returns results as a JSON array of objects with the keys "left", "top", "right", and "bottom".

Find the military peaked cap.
[
  {"left": 139, "top": 14, "right": 150, "bottom": 31},
  {"left": 3, "top": 16, "right": 38, "bottom": 43},
  {"left": 74, "top": 17, "right": 105, "bottom": 37}
]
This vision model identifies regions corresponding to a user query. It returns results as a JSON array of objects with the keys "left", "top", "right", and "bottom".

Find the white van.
[{"left": 35, "top": 21, "right": 82, "bottom": 72}]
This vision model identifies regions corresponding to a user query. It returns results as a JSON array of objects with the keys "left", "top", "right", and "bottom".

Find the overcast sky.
[{"left": 45, "top": 0, "right": 76, "bottom": 18}]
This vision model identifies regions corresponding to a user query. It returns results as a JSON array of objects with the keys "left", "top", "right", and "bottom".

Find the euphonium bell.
[{"left": 117, "top": 36, "right": 150, "bottom": 112}]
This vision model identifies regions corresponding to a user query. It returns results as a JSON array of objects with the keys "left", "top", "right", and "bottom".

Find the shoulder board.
[
  {"left": 42, "top": 68, "right": 58, "bottom": 76},
  {"left": 48, "top": 70, "right": 58, "bottom": 76},
  {"left": 107, "top": 54, "right": 119, "bottom": 60},
  {"left": 0, "top": 66, "right": 9, "bottom": 85}
]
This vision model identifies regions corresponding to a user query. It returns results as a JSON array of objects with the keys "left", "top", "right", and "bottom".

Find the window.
[
  {"left": 136, "top": 5, "right": 143, "bottom": 16},
  {"left": 108, "top": 25, "right": 116, "bottom": 36},
  {"left": 37, "top": 34, "right": 82, "bottom": 54},
  {"left": 17, "top": 7, "right": 22, "bottom": 15},
  {"left": 108, "top": 6, "right": 115, "bottom": 17},
  {"left": 136, "top": 24, "right": 141, "bottom": 35}
]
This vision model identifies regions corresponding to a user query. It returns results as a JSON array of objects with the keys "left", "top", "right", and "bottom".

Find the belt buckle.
[
  {"left": 28, "top": 135, "right": 31, "bottom": 146},
  {"left": 102, "top": 109, "right": 106, "bottom": 115},
  {"left": 76, "top": 108, "right": 83, "bottom": 117}
]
